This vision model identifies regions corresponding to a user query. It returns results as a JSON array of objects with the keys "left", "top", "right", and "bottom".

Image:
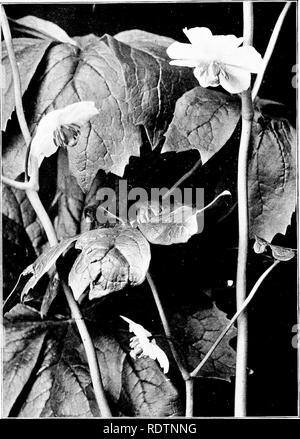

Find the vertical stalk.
[
  {"left": 26, "top": 189, "right": 58, "bottom": 247},
  {"left": 0, "top": 5, "right": 31, "bottom": 147},
  {"left": 234, "top": 1, "right": 254, "bottom": 417},
  {"left": 61, "top": 282, "right": 112, "bottom": 417},
  {"left": 146, "top": 272, "right": 194, "bottom": 416}
]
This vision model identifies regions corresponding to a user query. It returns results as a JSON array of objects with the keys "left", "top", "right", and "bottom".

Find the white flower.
[
  {"left": 167, "top": 27, "right": 263, "bottom": 94},
  {"left": 121, "top": 315, "right": 169, "bottom": 374},
  {"left": 29, "top": 101, "right": 99, "bottom": 173}
]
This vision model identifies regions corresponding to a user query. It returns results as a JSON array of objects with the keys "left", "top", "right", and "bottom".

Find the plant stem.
[
  {"left": 185, "top": 378, "right": 194, "bottom": 418},
  {"left": 2, "top": 175, "right": 38, "bottom": 191},
  {"left": 190, "top": 260, "right": 280, "bottom": 378},
  {"left": 1, "top": 6, "right": 111, "bottom": 417},
  {"left": 252, "top": 2, "right": 291, "bottom": 101},
  {"left": 25, "top": 190, "right": 59, "bottom": 247},
  {"left": 61, "top": 281, "right": 112, "bottom": 417},
  {"left": 1, "top": 5, "right": 38, "bottom": 189},
  {"left": 27, "top": 196, "right": 112, "bottom": 417},
  {"left": 234, "top": 1, "right": 254, "bottom": 418},
  {"left": 17, "top": 193, "right": 112, "bottom": 417},
  {"left": 195, "top": 190, "right": 231, "bottom": 215},
  {"left": 163, "top": 158, "right": 202, "bottom": 200},
  {"left": 146, "top": 272, "right": 193, "bottom": 416},
  {"left": 0, "top": 5, "right": 31, "bottom": 147},
  {"left": 235, "top": 98, "right": 252, "bottom": 417}
]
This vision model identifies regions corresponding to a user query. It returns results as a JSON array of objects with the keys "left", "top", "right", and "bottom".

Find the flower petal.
[
  {"left": 220, "top": 65, "right": 251, "bottom": 94},
  {"left": 213, "top": 35, "right": 243, "bottom": 49},
  {"left": 30, "top": 113, "right": 60, "bottom": 162},
  {"left": 121, "top": 315, "right": 152, "bottom": 337},
  {"left": 166, "top": 41, "right": 200, "bottom": 61},
  {"left": 221, "top": 46, "right": 263, "bottom": 73},
  {"left": 58, "top": 101, "right": 99, "bottom": 125},
  {"left": 183, "top": 27, "right": 212, "bottom": 46},
  {"left": 169, "top": 59, "right": 199, "bottom": 67}
]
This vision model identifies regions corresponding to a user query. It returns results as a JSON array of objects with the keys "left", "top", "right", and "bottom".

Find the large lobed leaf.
[
  {"left": 248, "top": 102, "right": 296, "bottom": 241},
  {"left": 162, "top": 87, "right": 241, "bottom": 164},
  {"left": 3, "top": 31, "right": 197, "bottom": 192},
  {"left": 2, "top": 184, "right": 45, "bottom": 254},
  {"left": 8, "top": 222, "right": 151, "bottom": 307},
  {"left": 69, "top": 226, "right": 151, "bottom": 300},
  {"left": 132, "top": 191, "right": 229, "bottom": 245},
  {"left": 115, "top": 29, "right": 197, "bottom": 147},
  {"left": 2, "top": 184, "right": 46, "bottom": 299},
  {"left": 3, "top": 304, "right": 181, "bottom": 417},
  {"left": 171, "top": 303, "right": 236, "bottom": 381},
  {"left": 1, "top": 37, "right": 51, "bottom": 131}
]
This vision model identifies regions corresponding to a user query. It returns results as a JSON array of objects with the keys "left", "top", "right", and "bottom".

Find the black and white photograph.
[{"left": 1, "top": 0, "right": 298, "bottom": 424}]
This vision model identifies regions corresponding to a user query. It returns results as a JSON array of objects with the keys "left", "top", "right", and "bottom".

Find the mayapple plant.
[{"left": 2, "top": 3, "right": 296, "bottom": 418}]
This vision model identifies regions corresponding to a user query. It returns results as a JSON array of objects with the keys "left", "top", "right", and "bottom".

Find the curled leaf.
[
  {"left": 253, "top": 235, "right": 268, "bottom": 254},
  {"left": 11, "top": 15, "right": 78, "bottom": 46},
  {"left": 19, "top": 235, "right": 78, "bottom": 301},
  {"left": 68, "top": 226, "right": 151, "bottom": 301},
  {"left": 269, "top": 244, "right": 295, "bottom": 262},
  {"left": 253, "top": 235, "right": 295, "bottom": 262}
]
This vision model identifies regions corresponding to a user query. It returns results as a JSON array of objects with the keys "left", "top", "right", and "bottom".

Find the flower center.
[
  {"left": 199, "top": 61, "right": 229, "bottom": 87},
  {"left": 53, "top": 123, "right": 81, "bottom": 148}
]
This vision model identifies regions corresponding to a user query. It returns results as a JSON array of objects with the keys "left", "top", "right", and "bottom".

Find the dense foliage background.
[{"left": 3, "top": 2, "right": 297, "bottom": 416}]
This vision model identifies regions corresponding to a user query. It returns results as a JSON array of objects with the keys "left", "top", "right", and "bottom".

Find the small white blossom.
[
  {"left": 167, "top": 27, "right": 263, "bottom": 94},
  {"left": 29, "top": 101, "right": 99, "bottom": 173},
  {"left": 121, "top": 315, "right": 169, "bottom": 374}
]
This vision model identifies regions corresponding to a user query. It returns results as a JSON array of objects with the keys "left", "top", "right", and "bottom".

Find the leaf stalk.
[
  {"left": 190, "top": 260, "right": 280, "bottom": 378},
  {"left": 146, "top": 272, "right": 194, "bottom": 416},
  {"left": 252, "top": 2, "right": 291, "bottom": 101}
]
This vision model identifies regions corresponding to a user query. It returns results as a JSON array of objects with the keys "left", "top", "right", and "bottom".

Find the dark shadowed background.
[{"left": 4, "top": 2, "right": 297, "bottom": 416}]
